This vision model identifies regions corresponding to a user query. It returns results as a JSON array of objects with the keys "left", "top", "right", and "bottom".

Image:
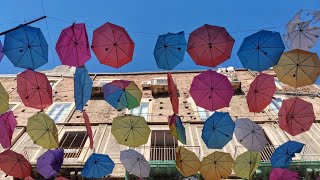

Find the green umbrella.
[
  {"left": 233, "top": 151, "right": 261, "bottom": 179},
  {"left": 0, "top": 82, "right": 9, "bottom": 114}
]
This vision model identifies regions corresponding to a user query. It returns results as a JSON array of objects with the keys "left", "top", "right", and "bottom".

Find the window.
[
  {"left": 130, "top": 102, "right": 149, "bottom": 120},
  {"left": 8, "top": 102, "right": 20, "bottom": 110},
  {"left": 47, "top": 102, "right": 74, "bottom": 123},
  {"left": 196, "top": 106, "right": 214, "bottom": 121},
  {"left": 151, "top": 77, "right": 168, "bottom": 85},
  {"left": 150, "top": 130, "right": 178, "bottom": 160},
  {"left": 269, "top": 98, "right": 282, "bottom": 114},
  {"left": 274, "top": 77, "right": 283, "bottom": 90},
  {"left": 60, "top": 131, "right": 88, "bottom": 158},
  {"left": 48, "top": 79, "right": 61, "bottom": 89}
]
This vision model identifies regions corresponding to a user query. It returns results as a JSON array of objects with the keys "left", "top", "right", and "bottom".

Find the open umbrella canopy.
[
  {"left": 168, "top": 73, "right": 179, "bottom": 114},
  {"left": 199, "top": 151, "right": 234, "bottom": 180},
  {"left": 83, "top": 112, "right": 94, "bottom": 149},
  {"left": 175, "top": 146, "right": 201, "bottom": 177},
  {"left": 168, "top": 114, "right": 186, "bottom": 144},
  {"left": 103, "top": 80, "right": 142, "bottom": 111},
  {"left": 82, "top": 153, "right": 115, "bottom": 178},
  {"left": 0, "top": 82, "right": 9, "bottom": 114},
  {"left": 274, "top": 49, "right": 320, "bottom": 88},
  {"left": 189, "top": 70, "right": 234, "bottom": 111},
  {"left": 25, "top": 176, "right": 34, "bottom": 180},
  {"left": 112, "top": 115, "right": 150, "bottom": 147},
  {"left": 3, "top": 25, "right": 48, "bottom": 70},
  {"left": 17, "top": 69, "right": 53, "bottom": 110},
  {"left": 74, "top": 66, "right": 93, "bottom": 111},
  {"left": 279, "top": 97, "right": 315, "bottom": 136},
  {"left": 0, "top": 149, "right": 32, "bottom": 179},
  {"left": 271, "top": 141, "right": 304, "bottom": 168},
  {"left": 120, "top": 149, "right": 150, "bottom": 178},
  {"left": 0, "top": 111, "right": 17, "bottom": 149},
  {"left": 36, "top": 148, "right": 64, "bottom": 179},
  {"left": 91, "top": 22, "right": 134, "bottom": 68},
  {"left": 27, "top": 112, "right": 58, "bottom": 149},
  {"left": 187, "top": 24, "right": 235, "bottom": 67},
  {"left": 154, "top": 31, "right": 187, "bottom": 70},
  {"left": 0, "top": 41, "right": 4, "bottom": 62},
  {"left": 270, "top": 168, "right": 299, "bottom": 180},
  {"left": 201, "top": 112, "right": 234, "bottom": 149},
  {"left": 233, "top": 151, "right": 261, "bottom": 179},
  {"left": 238, "top": 30, "right": 285, "bottom": 72}
]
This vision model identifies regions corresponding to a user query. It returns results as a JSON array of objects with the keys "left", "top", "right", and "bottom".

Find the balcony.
[{"left": 150, "top": 77, "right": 169, "bottom": 96}]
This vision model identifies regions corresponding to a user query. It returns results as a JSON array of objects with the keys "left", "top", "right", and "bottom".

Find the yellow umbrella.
[
  {"left": 0, "top": 82, "right": 9, "bottom": 114},
  {"left": 176, "top": 146, "right": 201, "bottom": 177},
  {"left": 27, "top": 112, "right": 58, "bottom": 149},
  {"left": 274, "top": 49, "right": 320, "bottom": 88},
  {"left": 233, "top": 151, "right": 261, "bottom": 179},
  {"left": 111, "top": 115, "right": 150, "bottom": 147},
  {"left": 199, "top": 151, "right": 234, "bottom": 180}
]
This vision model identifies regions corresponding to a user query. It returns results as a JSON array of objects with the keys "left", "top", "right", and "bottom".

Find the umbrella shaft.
[{"left": 0, "top": 16, "right": 47, "bottom": 36}]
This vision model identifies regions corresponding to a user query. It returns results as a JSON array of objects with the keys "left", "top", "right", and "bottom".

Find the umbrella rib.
[
  {"left": 13, "top": 47, "right": 29, "bottom": 66},
  {"left": 94, "top": 31, "right": 115, "bottom": 43},
  {"left": 288, "top": 32, "right": 300, "bottom": 48},
  {"left": 189, "top": 34, "right": 208, "bottom": 46}
]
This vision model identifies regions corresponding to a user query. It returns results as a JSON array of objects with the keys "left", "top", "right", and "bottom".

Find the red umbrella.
[
  {"left": 270, "top": 168, "right": 299, "bottom": 180},
  {"left": 83, "top": 111, "right": 94, "bottom": 149},
  {"left": 279, "top": 97, "right": 315, "bottom": 136},
  {"left": 17, "top": 70, "right": 53, "bottom": 110},
  {"left": 187, "top": 24, "right": 235, "bottom": 67},
  {"left": 0, "top": 149, "right": 31, "bottom": 179},
  {"left": 247, "top": 73, "right": 276, "bottom": 113},
  {"left": 91, "top": 22, "right": 134, "bottom": 68},
  {"left": 56, "top": 23, "right": 91, "bottom": 67},
  {"left": 24, "top": 176, "right": 34, "bottom": 180},
  {"left": 167, "top": 73, "right": 179, "bottom": 114},
  {"left": 189, "top": 70, "right": 234, "bottom": 111}
]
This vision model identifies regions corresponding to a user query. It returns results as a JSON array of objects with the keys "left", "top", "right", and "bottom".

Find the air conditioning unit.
[
  {"left": 226, "top": 66, "right": 235, "bottom": 72},
  {"left": 217, "top": 68, "right": 227, "bottom": 73},
  {"left": 151, "top": 77, "right": 168, "bottom": 85},
  {"left": 141, "top": 81, "right": 151, "bottom": 88}
]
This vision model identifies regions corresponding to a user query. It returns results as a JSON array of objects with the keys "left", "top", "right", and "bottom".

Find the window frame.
[
  {"left": 97, "top": 79, "right": 119, "bottom": 86},
  {"left": 48, "top": 78, "right": 62, "bottom": 89},
  {"left": 274, "top": 77, "right": 283, "bottom": 90},
  {"left": 269, "top": 97, "right": 283, "bottom": 114},
  {"left": 8, "top": 102, "right": 21, "bottom": 111},
  {"left": 46, "top": 102, "right": 75, "bottom": 123},
  {"left": 128, "top": 99, "right": 151, "bottom": 121},
  {"left": 196, "top": 106, "right": 215, "bottom": 121}
]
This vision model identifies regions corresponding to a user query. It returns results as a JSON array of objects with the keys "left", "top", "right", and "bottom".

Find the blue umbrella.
[
  {"left": 201, "top": 112, "right": 235, "bottom": 149},
  {"left": 154, "top": 31, "right": 187, "bottom": 70},
  {"left": 271, "top": 141, "right": 304, "bottom": 168},
  {"left": 237, "top": 30, "right": 285, "bottom": 72},
  {"left": 74, "top": 66, "right": 92, "bottom": 111},
  {"left": 3, "top": 25, "right": 48, "bottom": 70},
  {"left": 82, "top": 153, "right": 115, "bottom": 178}
]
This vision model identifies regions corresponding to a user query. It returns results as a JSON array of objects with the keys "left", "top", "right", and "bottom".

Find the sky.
[{"left": 0, "top": 0, "right": 319, "bottom": 80}]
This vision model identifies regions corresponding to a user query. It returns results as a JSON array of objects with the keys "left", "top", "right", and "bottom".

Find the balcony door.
[{"left": 150, "top": 130, "right": 178, "bottom": 161}]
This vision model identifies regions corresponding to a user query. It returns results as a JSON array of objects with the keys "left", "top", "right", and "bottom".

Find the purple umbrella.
[
  {"left": 0, "top": 41, "right": 4, "bottom": 62},
  {"left": 0, "top": 111, "right": 17, "bottom": 149},
  {"left": 36, "top": 149, "right": 64, "bottom": 179}
]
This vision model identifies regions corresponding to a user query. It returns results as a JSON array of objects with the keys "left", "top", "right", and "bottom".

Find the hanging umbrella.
[
  {"left": 91, "top": 22, "right": 134, "bottom": 68},
  {"left": 17, "top": 69, "right": 53, "bottom": 110},
  {"left": 82, "top": 153, "right": 115, "bottom": 178},
  {"left": 233, "top": 151, "right": 261, "bottom": 179},
  {"left": 112, "top": 115, "right": 150, "bottom": 147},
  {"left": 3, "top": 25, "right": 48, "bottom": 70},
  {"left": 234, "top": 118, "right": 268, "bottom": 152},
  {"left": 274, "top": 49, "right": 320, "bottom": 88},
  {"left": 154, "top": 31, "right": 187, "bottom": 70},
  {"left": 189, "top": 70, "right": 234, "bottom": 111},
  {"left": 25, "top": 176, "right": 34, "bottom": 180},
  {"left": 199, "top": 151, "right": 234, "bottom": 180},
  {"left": 83, "top": 111, "right": 94, "bottom": 149},
  {"left": 55, "top": 177, "right": 69, "bottom": 180},
  {"left": 201, "top": 112, "right": 235, "bottom": 149},
  {"left": 56, "top": 23, "right": 91, "bottom": 67},
  {"left": 74, "top": 66, "right": 93, "bottom": 111},
  {"left": 271, "top": 141, "right": 304, "bottom": 168},
  {"left": 0, "top": 149, "right": 32, "bottom": 179},
  {"left": 103, "top": 80, "right": 142, "bottom": 111},
  {"left": 279, "top": 97, "right": 315, "bottom": 136},
  {"left": 270, "top": 168, "right": 299, "bottom": 180},
  {"left": 27, "top": 112, "right": 58, "bottom": 149},
  {"left": 247, "top": 73, "right": 276, "bottom": 113},
  {"left": 0, "top": 111, "right": 17, "bottom": 149},
  {"left": 175, "top": 146, "right": 201, "bottom": 177},
  {"left": 168, "top": 114, "right": 186, "bottom": 144},
  {"left": 120, "top": 149, "right": 150, "bottom": 178},
  {"left": 168, "top": 73, "right": 179, "bottom": 114},
  {"left": 0, "top": 41, "right": 4, "bottom": 62},
  {"left": 0, "top": 82, "right": 9, "bottom": 114},
  {"left": 36, "top": 148, "right": 64, "bottom": 179},
  {"left": 237, "top": 30, "right": 285, "bottom": 72},
  {"left": 187, "top": 24, "right": 235, "bottom": 67}
]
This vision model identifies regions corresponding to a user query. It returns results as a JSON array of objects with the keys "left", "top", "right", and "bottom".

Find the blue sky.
[{"left": 0, "top": 0, "right": 319, "bottom": 77}]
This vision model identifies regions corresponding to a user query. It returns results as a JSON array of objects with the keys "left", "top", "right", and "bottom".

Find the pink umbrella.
[
  {"left": 189, "top": 70, "right": 234, "bottom": 111},
  {"left": 56, "top": 23, "right": 91, "bottom": 67},
  {"left": 270, "top": 168, "right": 299, "bottom": 180},
  {"left": 24, "top": 176, "right": 34, "bottom": 180},
  {"left": 0, "top": 41, "right": 4, "bottom": 62},
  {"left": 0, "top": 111, "right": 17, "bottom": 149},
  {"left": 168, "top": 73, "right": 179, "bottom": 114},
  {"left": 83, "top": 111, "right": 94, "bottom": 149}
]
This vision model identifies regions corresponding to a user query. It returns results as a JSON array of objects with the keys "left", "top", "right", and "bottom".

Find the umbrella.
[
  {"left": 103, "top": 80, "right": 142, "bottom": 111},
  {"left": 74, "top": 66, "right": 92, "bottom": 111},
  {"left": 25, "top": 176, "right": 34, "bottom": 180},
  {"left": 175, "top": 146, "right": 201, "bottom": 177},
  {"left": 234, "top": 118, "right": 268, "bottom": 152},
  {"left": 0, "top": 149, "right": 32, "bottom": 179},
  {"left": 199, "top": 151, "right": 234, "bottom": 180},
  {"left": 3, "top": 25, "right": 48, "bottom": 70},
  {"left": 233, "top": 151, "right": 261, "bottom": 179},
  {"left": 17, "top": 69, "right": 53, "bottom": 110},
  {"left": 0, "top": 111, "right": 17, "bottom": 149},
  {"left": 187, "top": 24, "right": 235, "bottom": 67},
  {"left": 27, "top": 112, "right": 58, "bottom": 149},
  {"left": 237, "top": 30, "right": 285, "bottom": 72},
  {"left": 189, "top": 70, "right": 234, "bottom": 111},
  {"left": 271, "top": 141, "right": 304, "bottom": 168},
  {"left": 246, "top": 73, "right": 276, "bottom": 113},
  {"left": 168, "top": 114, "right": 186, "bottom": 144},
  {"left": 120, "top": 149, "right": 150, "bottom": 178},
  {"left": 270, "top": 168, "right": 299, "bottom": 180},
  {"left": 83, "top": 111, "right": 94, "bottom": 149},
  {"left": 279, "top": 97, "right": 315, "bottom": 136},
  {"left": 56, "top": 23, "right": 91, "bottom": 67},
  {"left": 0, "top": 41, "right": 4, "bottom": 62},
  {"left": 154, "top": 31, "right": 187, "bottom": 70},
  {"left": 82, "top": 153, "right": 115, "bottom": 178},
  {"left": 36, "top": 148, "right": 64, "bottom": 179},
  {"left": 274, "top": 49, "right": 320, "bottom": 88},
  {"left": 201, "top": 112, "right": 235, "bottom": 149},
  {"left": 112, "top": 115, "right": 150, "bottom": 147},
  {"left": 55, "top": 177, "right": 69, "bottom": 180},
  {"left": 91, "top": 22, "right": 134, "bottom": 68},
  {"left": 168, "top": 73, "right": 179, "bottom": 114},
  {"left": 0, "top": 82, "right": 9, "bottom": 114}
]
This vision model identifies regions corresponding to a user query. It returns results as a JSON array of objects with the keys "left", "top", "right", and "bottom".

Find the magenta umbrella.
[
  {"left": 270, "top": 168, "right": 299, "bottom": 180},
  {"left": 189, "top": 70, "right": 234, "bottom": 111},
  {"left": 0, "top": 41, "right": 4, "bottom": 62},
  {"left": 0, "top": 111, "right": 17, "bottom": 149}
]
